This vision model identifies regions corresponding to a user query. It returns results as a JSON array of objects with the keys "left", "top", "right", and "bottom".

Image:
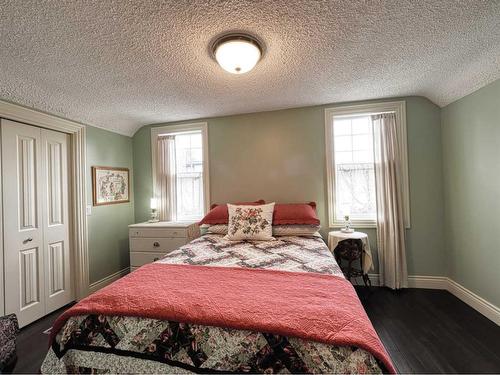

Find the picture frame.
[{"left": 92, "top": 166, "right": 130, "bottom": 206}]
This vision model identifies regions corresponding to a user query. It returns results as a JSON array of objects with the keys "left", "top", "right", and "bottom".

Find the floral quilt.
[{"left": 41, "top": 234, "right": 385, "bottom": 374}]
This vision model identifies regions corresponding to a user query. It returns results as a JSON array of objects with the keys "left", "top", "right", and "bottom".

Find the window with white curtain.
[
  {"left": 151, "top": 123, "right": 209, "bottom": 222},
  {"left": 325, "top": 101, "right": 410, "bottom": 228},
  {"left": 174, "top": 132, "right": 204, "bottom": 220},
  {"left": 333, "top": 115, "right": 377, "bottom": 223}
]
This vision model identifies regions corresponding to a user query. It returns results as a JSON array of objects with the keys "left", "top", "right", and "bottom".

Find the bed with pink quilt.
[{"left": 41, "top": 233, "right": 395, "bottom": 374}]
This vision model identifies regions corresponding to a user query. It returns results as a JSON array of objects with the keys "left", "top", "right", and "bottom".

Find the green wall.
[
  {"left": 86, "top": 126, "right": 134, "bottom": 284},
  {"left": 441, "top": 79, "right": 500, "bottom": 307},
  {"left": 86, "top": 82, "right": 500, "bottom": 308},
  {"left": 133, "top": 96, "right": 445, "bottom": 276}
]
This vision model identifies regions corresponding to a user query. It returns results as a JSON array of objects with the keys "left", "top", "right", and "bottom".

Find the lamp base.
[
  {"left": 149, "top": 209, "right": 159, "bottom": 223},
  {"left": 341, "top": 228, "right": 354, "bottom": 233}
]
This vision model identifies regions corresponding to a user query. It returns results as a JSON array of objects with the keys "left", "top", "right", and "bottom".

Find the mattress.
[{"left": 41, "top": 234, "right": 385, "bottom": 374}]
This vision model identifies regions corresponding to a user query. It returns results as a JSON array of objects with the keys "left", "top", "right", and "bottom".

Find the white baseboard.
[
  {"left": 447, "top": 278, "right": 500, "bottom": 326},
  {"left": 408, "top": 275, "right": 448, "bottom": 289},
  {"left": 88, "top": 267, "right": 130, "bottom": 294},
  {"left": 366, "top": 273, "right": 499, "bottom": 325},
  {"left": 369, "top": 274, "right": 447, "bottom": 289}
]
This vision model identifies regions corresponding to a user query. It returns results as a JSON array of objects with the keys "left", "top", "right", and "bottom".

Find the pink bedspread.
[{"left": 51, "top": 263, "right": 395, "bottom": 373}]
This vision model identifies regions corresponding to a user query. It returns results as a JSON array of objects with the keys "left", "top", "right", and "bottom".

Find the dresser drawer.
[
  {"left": 129, "top": 227, "right": 187, "bottom": 238},
  {"left": 130, "top": 237, "right": 187, "bottom": 253},
  {"left": 130, "top": 252, "right": 165, "bottom": 267}
]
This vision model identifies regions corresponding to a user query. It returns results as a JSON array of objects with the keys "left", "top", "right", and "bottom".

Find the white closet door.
[
  {"left": 2, "top": 119, "right": 46, "bottom": 327},
  {"left": 41, "top": 128, "right": 73, "bottom": 313},
  {"left": 2, "top": 120, "right": 73, "bottom": 327}
]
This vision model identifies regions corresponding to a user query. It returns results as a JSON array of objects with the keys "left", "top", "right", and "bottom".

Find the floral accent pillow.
[{"left": 225, "top": 203, "right": 275, "bottom": 241}]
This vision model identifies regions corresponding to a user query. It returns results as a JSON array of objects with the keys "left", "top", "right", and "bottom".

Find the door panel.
[
  {"left": 20, "top": 247, "right": 40, "bottom": 308},
  {"left": 2, "top": 119, "right": 45, "bottom": 327},
  {"left": 41, "top": 128, "right": 73, "bottom": 313},
  {"left": 18, "top": 136, "right": 38, "bottom": 230},
  {"left": 48, "top": 241, "right": 65, "bottom": 296},
  {"left": 47, "top": 141, "right": 63, "bottom": 226}
]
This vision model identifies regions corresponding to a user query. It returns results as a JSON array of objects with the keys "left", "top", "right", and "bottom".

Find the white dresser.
[{"left": 129, "top": 221, "right": 200, "bottom": 270}]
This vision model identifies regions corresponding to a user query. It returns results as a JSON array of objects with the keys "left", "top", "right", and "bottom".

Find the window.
[
  {"left": 174, "top": 132, "right": 204, "bottom": 220},
  {"left": 151, "top": 123, "right": 209, "bottom": 221},
  {"left": 333, "top": 115, "right": 376, "bottom": 222},
  {"left": 325, "top": 101, "right": 410, "bottom": 228}
]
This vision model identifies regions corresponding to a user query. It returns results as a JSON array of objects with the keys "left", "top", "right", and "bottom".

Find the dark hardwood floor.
[
  {"left": 356, "top": 287, "right": 500, "bottom": 373},
  {"left": 12, "top": 304, "right": 72, "bottom": 374},
  {"left": 10, "top": 289, "right": 500, "bottom": 374}
]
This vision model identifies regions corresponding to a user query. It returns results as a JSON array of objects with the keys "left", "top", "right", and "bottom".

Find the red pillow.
[
  {"left": 273, "top": 202, "right": 320, "bottom": 225},
  {"left": 199, "top": 200, "right": 266, "bottom": 225}
]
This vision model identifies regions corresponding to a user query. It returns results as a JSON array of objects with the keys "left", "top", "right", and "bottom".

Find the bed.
[{"left": 41, "top": 233, "right": 394, "bottom": 374}]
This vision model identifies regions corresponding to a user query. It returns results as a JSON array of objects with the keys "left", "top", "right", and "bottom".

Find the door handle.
[{"left": 23, "top": 238, "right": 33, "bottom": 244}]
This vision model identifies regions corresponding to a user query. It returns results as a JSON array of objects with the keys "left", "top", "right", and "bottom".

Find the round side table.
[{"left": 328, "top": 231, "right": 373, "bottom": 286}]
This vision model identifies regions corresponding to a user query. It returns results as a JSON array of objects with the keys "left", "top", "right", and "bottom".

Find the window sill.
[{"left": 329, "top": 222, "right": 377, "bottom": 229}]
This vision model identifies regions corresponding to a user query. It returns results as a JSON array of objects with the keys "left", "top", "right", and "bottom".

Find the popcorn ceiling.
[{"left": 1, "top": 0, "right": 499, "bottom": 136}]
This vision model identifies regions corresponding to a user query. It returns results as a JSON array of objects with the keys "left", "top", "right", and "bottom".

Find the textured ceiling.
[{"left": 1, "top": 1, "right": 499, "bottom": 136}]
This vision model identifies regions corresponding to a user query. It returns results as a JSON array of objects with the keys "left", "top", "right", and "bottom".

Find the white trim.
[
  {"left": 447, "top": 278, "right": 500, "bottom": 326},
  {"left": 366, "top": 274, "right": 500, "bottom": 325},
  {"left": 367, "top": 273, "right": 382, "bottom": 286},
  {"left": 324, "top": 101, "right": 410, "bottom": 229},
  {"left": 0, "top": 100, "right": 132, "bottom": 137},
  {"left": 88, "top": 267, "right": 130, "bottom": 294},
  {"left": 407, "top": 275, "right": 448, "bottom": 289},
  {"left": 151, "top": 122, "right": 210, "bottom": 217},
  {"left": 368, "top": 274, "right": 447, "bottom": 289},
  {"left": 330, "top": 221, "right": 378, "bottom": 229},
  {"left": 0, "top": 100, "right": 84, "bottom": 133},
  {"left": 0, "top": 99, "right": 90, "bottom": 308}
]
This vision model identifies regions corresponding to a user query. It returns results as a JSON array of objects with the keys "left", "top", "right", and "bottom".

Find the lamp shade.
[
  {"left": 150, "top": 198, "right": 157, "bottom": 210},
  {"left": 213, "top": 35, "right": 262, "bottom": 74}
]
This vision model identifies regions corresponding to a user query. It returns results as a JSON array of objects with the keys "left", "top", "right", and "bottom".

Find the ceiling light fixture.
[{"left": 212, "top": 33, "right": 262, "bottom": 74}]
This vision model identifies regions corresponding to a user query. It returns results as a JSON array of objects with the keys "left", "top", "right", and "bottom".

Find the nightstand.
[
  {"left": 328, "top": 231, "right": 373, "bottom": 286},
  {"left": 129, "top": 221, "right": 200, "bottom": 270}
]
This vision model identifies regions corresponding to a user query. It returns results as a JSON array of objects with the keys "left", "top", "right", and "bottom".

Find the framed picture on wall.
[{"left": 92, "top": 166, "right": 130, "bottom": 206}]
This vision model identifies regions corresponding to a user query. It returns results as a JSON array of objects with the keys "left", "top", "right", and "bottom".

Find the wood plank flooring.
[
  {"left": 10, "top": 289, "right": 500, "bottom": 373},
  {"left": 357, "top": 287, "right": 500, "bottom": 373},
  {"left": 12, "top": 304, "right": 72, "bottom": 374}
]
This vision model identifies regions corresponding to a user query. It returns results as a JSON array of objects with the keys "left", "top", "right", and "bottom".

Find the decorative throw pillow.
[
  {"left": 198, "top": 200, "right": 266, "bottom": 225},
  {"left": 272, "top": 224, "right": 321, "bottom": 236},
  {"left": 225, "top": 203, "right": 275, "bottom": 241}
]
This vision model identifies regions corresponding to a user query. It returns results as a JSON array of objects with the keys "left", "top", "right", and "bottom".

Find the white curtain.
[
  {"left": 372, "top": 113, "right": 408, "bottom": 289},
  {"left": 156, "top": 135, "right": 177, "bottom": 221}
]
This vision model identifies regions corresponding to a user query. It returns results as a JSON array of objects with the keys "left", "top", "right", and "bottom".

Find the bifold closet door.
[
  {"left": 2, "top": 120, "right": 45, "bottom": 327},
  {"left": 40, "top": 128, "right": 73, "bottom": 314},
  {"left": 1, "top": 119, "right": 73, "bottom": 327}
]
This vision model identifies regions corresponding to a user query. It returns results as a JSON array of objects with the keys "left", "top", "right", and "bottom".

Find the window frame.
[
  {"left": 324, "top": 101, "right": 410, "bottom": 229},
  {"left": 151, "top": 122, "right": 210, "bottom": 221}
]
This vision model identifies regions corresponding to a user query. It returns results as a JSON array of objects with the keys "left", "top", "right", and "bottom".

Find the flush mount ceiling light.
[{"left": 212, "top": 33, "right": 262, "bottom": 74}]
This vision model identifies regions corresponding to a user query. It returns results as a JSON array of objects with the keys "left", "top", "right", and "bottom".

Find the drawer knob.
[
  {"left": 153, "top": 241, "right": 160, "bottom": 247},
  {"left": 154, "top": 257, "right": 159, "bottom": 261}
]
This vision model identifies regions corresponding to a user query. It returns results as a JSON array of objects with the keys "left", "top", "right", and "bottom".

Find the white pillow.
[
  {"left": 205, "top": 224, "right": 228, "bottom": 234},
  {"left": 225, "top": 203, "right": 275, "bottom": 241},
  {"left": 272, "top": 224, "right": 321, "bottom": 236}
]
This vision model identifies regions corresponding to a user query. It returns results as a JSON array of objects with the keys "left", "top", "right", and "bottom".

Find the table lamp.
[{"left": 149, "top": 198, "right": 159, "bottom": 223}]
